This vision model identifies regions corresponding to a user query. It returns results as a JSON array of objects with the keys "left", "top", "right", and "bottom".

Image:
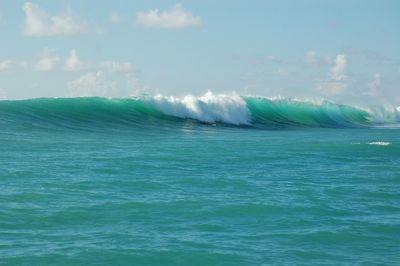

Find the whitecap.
[
  {"left": 143, "top": 91, "right": 251, "bottom": 125},
  {"left": 367, "top": 141, "right": 391, "bottom": 146}
]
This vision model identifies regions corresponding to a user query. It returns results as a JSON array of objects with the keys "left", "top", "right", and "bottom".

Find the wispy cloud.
[
  {"left": 63, "top": 49, "right": 136, "bottom": 74},
  {"left": 68, "top": 69, "right": 139, "bottom": 97},
  {"left": 108, "top": 11, "right": 124, "bottom": 24},
  {"left": 100, "top": 61, "right": 134, "bottom": 73},
  {"left": 66, "top": 50, "right": 139, "bottom": 97},
  {"left": 305, "top": 50, "right": 318, "bottom": 66},
  {"left": 0, "top": 60, "right": 12, "bottom": 71},
  {"left": 343, "top": 47, "right": 398, "bottom": 65},
  {"left": 136, "top": 3, "right": 202, "bottom": 29},
  {"left": 366, "top": 73, "right": 381, "bottom": 96},
  {"left": 274, "top": 68, "right": 289, "bottom": 77},
  {"left": 22, "top": 2, "right": 84, "bottom": 37},
  {"left": 64, "top": 49, "right": 85, "bottom": 71},
  {"left": 330, "top": 54, "right": 347, "bottom": 82},
  {"left": 305, "top": 50, "right": 333, "bottom": 66},
  {"left": 33, "top": 48, "right": 59, "bottom": 71},
  {"left": 68, "top": 72, "right": 113, "bottom": 97}
]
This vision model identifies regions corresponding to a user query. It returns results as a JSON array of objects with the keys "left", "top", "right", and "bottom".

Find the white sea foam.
[
  {"left": 367, "top": 141, "right": 391, "bottom": 146},
  {"left": 145, "top": 91, "right": 251, "bottom": 125}
]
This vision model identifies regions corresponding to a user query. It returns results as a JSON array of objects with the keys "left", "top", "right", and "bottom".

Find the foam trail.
[
  {"left": 367, "top": 142, "right": 391, "bottom": 146},
  {"left": 144, "top": 91, "right": 251, "bottom": 125}
]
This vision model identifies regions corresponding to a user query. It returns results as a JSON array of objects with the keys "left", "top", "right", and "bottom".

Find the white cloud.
[
  {"left": 63, "top": 49, "right": 136, "bottom": 75},
  {"left": 63, "top": 50, "right": 136, "bottom": 73},
  {"left": 65, "top": 49, "right": 84, "bottom": 71},
  {"left": 68, "top": 71, "right": 114, "bottom": 97},
  {"left": 136, "top": 3, "right": 202, "bottom": 29},
  {"left": 0, "top": 60, "right": 12, "bottom": 71},
  {"left": 366, "top": 73, "right": 381, "bottom": 96},
  {"left": 316, "top": 54, "right": 347, "bottom": 95},
  {"left": 23, "top": 2, "right": 84, "bottom": 37},
  {"left": 305, "top": 50, "right": 334, "bottom": 66},
  {"left": 33, "top": 48, "right": 59, "bottom": 71},
  {"left": 18, "top": 49, "right": 59, "bottom": 71},
  {"left": 100, "top": 61, "right": 134, "bottom": 72},
  {"left": 108, "top": 11, "right": 123, "bottom": 24},
  {"left": 330, "top": 54, "right": 347, "bottom": 81},
  {"left": 67, "top": 57, "right": 139, "bottom": 97},
  {"left": 99, "top": 61, "right": 139, "bottom": 95},
  {"left": 68, "top": 69, "right": 139, "bottom": 97}
]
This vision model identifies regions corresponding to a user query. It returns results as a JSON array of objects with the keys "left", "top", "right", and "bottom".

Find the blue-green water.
[{"left": 1, "top": 97, "right": 399, "bottom": 265}]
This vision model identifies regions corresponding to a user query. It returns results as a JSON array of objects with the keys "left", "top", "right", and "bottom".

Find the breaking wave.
[{"left": 0, "top": 92, "right": 399, "bottom": 129}]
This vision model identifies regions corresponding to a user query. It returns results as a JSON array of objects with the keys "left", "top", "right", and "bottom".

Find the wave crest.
[
  {"left": 0, "top": 92, "right": 399, "bottom": 129},
  {"left": 144, "top": 91, "right": 250, "bottom": 125}
]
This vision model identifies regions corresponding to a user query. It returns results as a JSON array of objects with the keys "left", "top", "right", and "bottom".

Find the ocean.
[{"left": 1, "top": 94, "right": 399, "bottom": 265}]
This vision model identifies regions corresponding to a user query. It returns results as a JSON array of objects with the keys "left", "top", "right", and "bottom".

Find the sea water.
[{"left": 0, "top": 95, "right": 399, "bottom": 265}]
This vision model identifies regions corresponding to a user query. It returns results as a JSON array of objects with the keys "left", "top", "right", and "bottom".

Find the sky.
[{"left": 0, "top": 0, "right": 399, "bottom": 104}]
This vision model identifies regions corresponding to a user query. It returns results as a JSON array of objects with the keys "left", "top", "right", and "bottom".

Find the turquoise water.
[{"left": 1, "top": 97, "right": 400, "bottom": 265}]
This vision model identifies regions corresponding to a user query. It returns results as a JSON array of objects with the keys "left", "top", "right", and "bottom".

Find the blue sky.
[{"left": 0, "top": 0, "right": 399, "bottom": 104}]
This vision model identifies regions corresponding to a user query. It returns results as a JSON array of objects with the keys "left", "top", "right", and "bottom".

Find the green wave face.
[
  {"left": 244, "top": 97, "right": 372, "bottom": 128},
  {"left": 0, "top": 96, "right": 397, "bottom": 130},
  {"left": 0, "top": 97, "right": 178, "bottom": 131}
]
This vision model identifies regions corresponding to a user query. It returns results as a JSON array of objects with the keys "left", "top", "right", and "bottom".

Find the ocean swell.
[{"left": 0, "top": 92, "right": 399, "bottom": 129}]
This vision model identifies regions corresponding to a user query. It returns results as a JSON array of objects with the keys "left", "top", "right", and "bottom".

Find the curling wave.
[{"left": 0, "top": 92, "right": 399, "bottom": 129}]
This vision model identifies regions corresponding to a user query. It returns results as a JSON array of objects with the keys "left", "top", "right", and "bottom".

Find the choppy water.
[{"left": 1, "top": 96, "right": 399, "bottom": 265}]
